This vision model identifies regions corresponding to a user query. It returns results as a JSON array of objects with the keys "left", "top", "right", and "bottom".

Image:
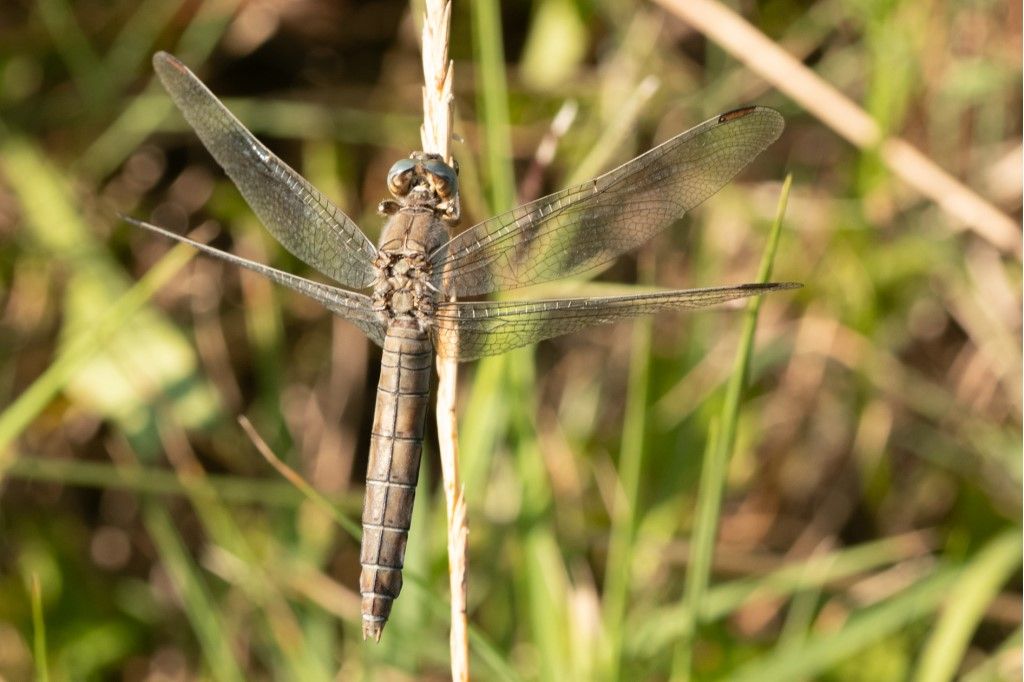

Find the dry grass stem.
[
  {"left": 420, "top": 0, "right": 454, "bottom": 161},
  {"left": 418, "top": 0, "right": 469, "bottom": 679},
  {"left": 238, "top": 416, "right": 313, "bottom": 499},
  {"left": 654, "top": 0, "right": 1023, "bottom": 257}
]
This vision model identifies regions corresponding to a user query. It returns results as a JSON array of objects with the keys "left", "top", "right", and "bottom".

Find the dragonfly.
[{"left": 128, "top": 51, "right": 798, "bottom": 642}]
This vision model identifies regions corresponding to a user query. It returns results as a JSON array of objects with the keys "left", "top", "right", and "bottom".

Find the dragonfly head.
[{"left": 386, "top": 153, "right": 458, "bottom": 205}]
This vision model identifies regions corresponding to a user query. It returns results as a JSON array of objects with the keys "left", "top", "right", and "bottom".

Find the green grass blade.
[
  {"left": 471, "top": 0, "right": 516, "bottom": 211},
  {"left": 637, "top": 532, "right": 934, "bottom": 656},
  {"left": 77, "top": 1, "right": 235, "bottom": 178},
  {"left": 4, "top": 455, "right": 321, "bottom": 507},
  {"left": 103, "top": 0, "right": 183, "bottom": 90},
  {"left": 142, "top": 501, "right": 245, "bottom": 682},
  {"left": 155, "top": 420, "right": 330, "bottom": 680},
  {"left": 727, "top": 566, "right": 961, "bottom": 682},
  {"left": 913, "top": 529, "right": 1022, "bottom": 682},
  {"left": 467, "top": 629, "right": 525, "bottom": 682},
  {"left": 674, "top": 174, "right": 794, "bottom": 678},
  {"left": 457, "top": 353, "right": 511, "bottom": 498},
  {"left": 29, "top": 574, "right": 49, "bottom": 682},
  {"left": 669, "top": 419, "right": 720, "bottom": 679},
  {"left": 0, "top": 241, "right": 196, "bottom": 472},
  {"left": 600, "top": 312, "right": 653, "bottom": 681},
  {"left": 36, "top": 0, "right": 109, "bottom": 110}
]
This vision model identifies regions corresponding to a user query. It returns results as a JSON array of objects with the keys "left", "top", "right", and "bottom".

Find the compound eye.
[
  {"left": 423, "top": 158, "right": 458, "bottom": 199},
  {"left": 386, "top": 158, "right": 417, "bottom": 196}
]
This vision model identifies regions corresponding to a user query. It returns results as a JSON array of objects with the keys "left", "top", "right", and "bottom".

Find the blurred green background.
[{"left": 0, "top": 0, "right": 1020, "bottom": 680}]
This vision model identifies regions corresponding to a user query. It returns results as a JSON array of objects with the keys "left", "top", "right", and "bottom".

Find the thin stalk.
[
  {"left": 240, "top": 417, "right": 361, "bottom": 540},
  {"left": 673, "top": 175, "right": 793, "bottom": 679},
  {"left": 417, "top": 0, "right": 469, "bottom": 678}
]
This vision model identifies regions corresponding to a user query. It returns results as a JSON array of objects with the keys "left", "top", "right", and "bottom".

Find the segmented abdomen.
[{"left": 360, "top": 319, "right": 432, "bottom": 641}]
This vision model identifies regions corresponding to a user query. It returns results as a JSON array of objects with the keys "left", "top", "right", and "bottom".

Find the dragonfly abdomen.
[{"left": 360, "top": 319, "right": 433, "bottom": 641}]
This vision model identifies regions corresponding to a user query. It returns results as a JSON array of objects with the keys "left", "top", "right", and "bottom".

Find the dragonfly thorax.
[
  {"left": 372, "top": 249, "right": 438, "bottom": 327},
  {"left": 373, "top": 196, "right": 451, "bottom": 329}
]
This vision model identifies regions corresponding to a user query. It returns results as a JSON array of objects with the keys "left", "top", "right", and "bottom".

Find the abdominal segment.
[{"left": 359, "top": 320, "right": 433, "bottom": 641}]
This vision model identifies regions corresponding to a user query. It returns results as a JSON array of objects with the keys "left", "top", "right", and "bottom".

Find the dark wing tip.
[
  {"left": 717, "top": 105, "right": 785, "bottom": 141},
  {"left": 735, "top": 281, "right": 802, "bottom": 292},
  {"left": 718, "top": 105, "right": 760, "bottom": 123}
]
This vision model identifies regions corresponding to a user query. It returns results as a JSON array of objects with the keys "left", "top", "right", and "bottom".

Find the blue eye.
[
  {"left": 387, "top": 158, "right": 417, "bottom": 195},
  {"left": 423, "top": 159, "right": 458, "bottom": 196},
  {"left": 387, "top": 158, "right": 416, "bottom": 181}
]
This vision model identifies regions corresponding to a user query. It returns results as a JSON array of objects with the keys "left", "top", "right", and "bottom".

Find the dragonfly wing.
[
  {"left": 127, "top": 217, "right": 386, "bottom": 346},
  {"left": 153, "top": 52, "right": 378, "bottom": 290},
  {"left": 431, "top": 107, "right": 784, "bottom": 296},
  {"left": 430, "top": 282, "right": 799, "bottom": 360}
]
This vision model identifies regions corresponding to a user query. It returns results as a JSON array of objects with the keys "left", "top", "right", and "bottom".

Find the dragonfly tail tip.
[{"left": 362, "top": 621, "right": 385, "bottom": 643}]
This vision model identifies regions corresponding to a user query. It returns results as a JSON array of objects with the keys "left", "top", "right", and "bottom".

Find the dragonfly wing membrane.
[
  {"left": 432, "top": 107, "right": 784, "bottom": 296},
  {"left": 153, "top": 52, "right": 378, "bottom": 290},
  {"left": 431, "top": 282, "right": 798, "bottom": 360},
  {"left": 127, "top": 217, "right": 386, "bottom": 346}
]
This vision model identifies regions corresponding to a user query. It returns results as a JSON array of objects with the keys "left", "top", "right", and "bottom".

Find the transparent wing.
[
  {"left": 431, "top": 107, "right": 784, "bottom": 296},
  {"left": 431, "top": 282, "right": 799, "bottom": 360},
  {"left": 153, "top": 52, "right": 378, "bottom": 290},
  {"left": 126, "top": 217, "right": 386, "bottom": 346}
]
